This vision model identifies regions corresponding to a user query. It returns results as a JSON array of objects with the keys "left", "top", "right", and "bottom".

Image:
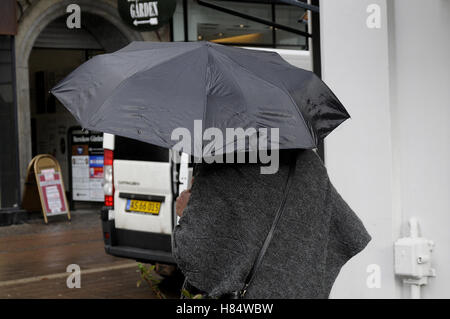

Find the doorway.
[{"left": 27, "top": 13, "right": 131, "bottom": 209}]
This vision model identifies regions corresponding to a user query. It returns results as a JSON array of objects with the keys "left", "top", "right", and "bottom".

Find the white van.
[{"left": 101, "top": 133, "right": 180, "bottom": 264}]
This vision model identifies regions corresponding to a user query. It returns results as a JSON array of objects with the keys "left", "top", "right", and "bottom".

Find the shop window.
[{"left": 172, "top": 0, "right": 307, "bottom": 49}]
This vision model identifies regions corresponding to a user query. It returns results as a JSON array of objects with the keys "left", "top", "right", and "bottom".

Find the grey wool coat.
[{"left": 172, "top": 150, "right": 371, "bottom": 299}]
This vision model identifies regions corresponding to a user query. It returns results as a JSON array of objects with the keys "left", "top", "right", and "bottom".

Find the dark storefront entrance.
[
  {"left": 0, "top": 35, "right": 20, "bottom": 209},
  {"left": 0, "top": 0, "right": 20, "bottom": 211},
  {"left": 27, "top": 14, "right": 133, "bottom": 210}
]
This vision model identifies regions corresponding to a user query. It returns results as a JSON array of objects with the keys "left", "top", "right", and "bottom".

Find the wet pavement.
[{"left": 0, "top": 210, "right": 180, "bottom": 299}]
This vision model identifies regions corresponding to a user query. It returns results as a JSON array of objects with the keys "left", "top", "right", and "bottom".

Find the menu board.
[
  {"left": 22, "top": 154, "right": 71, "bottom": 224},
  {"left": 70, "top": 128, "right": 104, "bottom": 202},
  {"left": 38, "top": 171, "right": 67, "bottom": 216}
]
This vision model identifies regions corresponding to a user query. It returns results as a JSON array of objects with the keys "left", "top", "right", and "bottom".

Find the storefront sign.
[
  {"left": 70, "top": 128, "right": 104, "bottom": 202},
  {"left": 118, "top": 0, "right": 176, "bottom": 31}
]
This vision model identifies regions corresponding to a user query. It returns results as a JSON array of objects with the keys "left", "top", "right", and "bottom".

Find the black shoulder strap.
[{"left": 240, "top": 153, "right": 297, "bottom": 298}]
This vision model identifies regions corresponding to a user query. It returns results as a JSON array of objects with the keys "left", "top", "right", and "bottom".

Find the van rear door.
[{"left": 113, "top": 136, "right": 173, "bottom": 235}]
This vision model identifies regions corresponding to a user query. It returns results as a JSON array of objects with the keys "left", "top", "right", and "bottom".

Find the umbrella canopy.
[{"left": 51, "top": 41, "right": 349, "bottom": 157}]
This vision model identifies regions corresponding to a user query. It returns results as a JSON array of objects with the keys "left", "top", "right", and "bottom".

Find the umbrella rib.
[
  {"left": 211, "top": 47, "right": 316, "bottom": 147},
  {"left": 204, "top": 51, "right": 257, "bottom": 156},
  {"left": 210, "top": 52, "right": 250, "bottom": 118}
]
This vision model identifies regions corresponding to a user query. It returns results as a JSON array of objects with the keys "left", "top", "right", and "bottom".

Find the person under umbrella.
[
  {"left": 51, "top": 41, "right": 371, "bottom": 299},
  {"left": 174, "top": 149, "right": 370, "bottom": 299}
]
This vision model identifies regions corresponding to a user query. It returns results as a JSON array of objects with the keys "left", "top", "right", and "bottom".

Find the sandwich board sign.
[{"left": 22, "top": 154, "right": 71, "bottom": 224}]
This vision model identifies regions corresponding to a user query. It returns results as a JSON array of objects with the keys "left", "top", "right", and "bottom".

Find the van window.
[{"left": 114, "top": 136, "right": 169, "bottom": 162}]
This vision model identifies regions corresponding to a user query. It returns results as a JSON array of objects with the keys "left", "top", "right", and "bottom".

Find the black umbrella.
[{"left": 51, "top": 41, "right": 349, "bottom": 157}]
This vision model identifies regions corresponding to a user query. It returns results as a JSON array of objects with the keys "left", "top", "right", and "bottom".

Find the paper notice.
[
  {"left": 45, "top": 185, "right": 62, "bottom": 214},
  {"left": 41, "top": 168, "right": 56, "bottom": 181}
]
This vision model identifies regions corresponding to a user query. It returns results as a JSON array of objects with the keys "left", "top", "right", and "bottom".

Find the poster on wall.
[
  {"left": 88, "top": 132, "right": 104, "bottom": 201},
  {"left": 70, "top": 128, "right": 104, "bottom": 202}
]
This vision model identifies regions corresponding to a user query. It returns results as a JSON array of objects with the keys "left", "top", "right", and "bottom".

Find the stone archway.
[{"left": 15, "top": 0, "right": 145, "bottom": 188}]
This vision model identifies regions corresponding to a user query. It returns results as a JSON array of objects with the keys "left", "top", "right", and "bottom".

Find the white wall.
[
  {"left": 321, "top": 0, "right": 450, "bottom": 298},
  {"left": 388, "top": 0, "right": 450, "bottom": 299}
]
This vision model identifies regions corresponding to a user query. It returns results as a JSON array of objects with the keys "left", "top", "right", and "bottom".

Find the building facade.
[
  {"left": 1, "top": 0, "right": 448, "bottom": 299},
  {"left": 0, "top": 0, "right": 311, "bottom": 211}
]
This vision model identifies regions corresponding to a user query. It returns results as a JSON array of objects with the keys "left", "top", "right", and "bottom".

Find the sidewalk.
[{"left": 0, "top": 210, "right": 175, "bottom": 299}]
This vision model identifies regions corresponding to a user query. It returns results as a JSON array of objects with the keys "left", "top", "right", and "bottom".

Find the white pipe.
[
  {"left": 409, "top": 217, "right": 420, "bottom": 238},
  {"left": 410, "top": 284, "right": 421, "bottom": 299},
  {"left": 407, "top": 218, "right": 423, "bottom": 299}
]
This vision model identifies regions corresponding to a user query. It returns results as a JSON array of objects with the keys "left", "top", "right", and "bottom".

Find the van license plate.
[{"left": 126, "top": 199, "right": 161, "bottom": 215}]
